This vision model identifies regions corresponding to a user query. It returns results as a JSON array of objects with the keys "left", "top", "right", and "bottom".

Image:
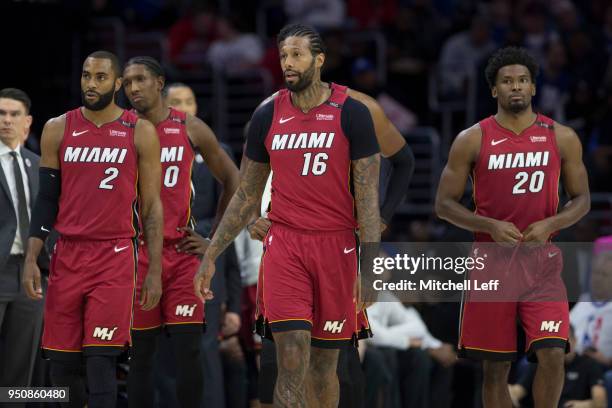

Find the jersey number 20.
[{"left": 512, "top": 170, "right": 545, "bottom": 194}]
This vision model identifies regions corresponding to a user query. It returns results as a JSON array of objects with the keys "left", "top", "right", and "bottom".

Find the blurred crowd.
[{"left": 81, "top": 0, "right": 612, "bottom": 193}]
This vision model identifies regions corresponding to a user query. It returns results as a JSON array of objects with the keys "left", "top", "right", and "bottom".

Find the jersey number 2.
[{"left": 99, "top": 167, "right": 119, "bottom": 190}]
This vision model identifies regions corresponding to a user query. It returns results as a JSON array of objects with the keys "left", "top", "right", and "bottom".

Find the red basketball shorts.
[
  {"left": 256, "top": 224, "right": 359, "bottom": 348},
  {"left": 459, "top": 243, "right": 569, "bottom": 361},
  {"left": 42, "top": 237, "right": 136, "bottom": 360},
  {"left": 132, "top": 242, "right": 204, "bottom": 333}
]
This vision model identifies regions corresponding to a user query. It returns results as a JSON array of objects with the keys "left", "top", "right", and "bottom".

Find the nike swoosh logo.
[
  {"left": 491, "top": 138, "right": 508, "bottom": 146},
  {"left": 548, "top": 252, "right": 558, "bottom": 258},
  {"left": 279, "top": 116, "right": 295, "bottom": 124},
  {"left": 72, "top": 130, "right": 89, "bottom": 137},
  {"left": 344, "top": 247, "right": 355, "bottom": 254},
  {"left": 41, "top": 226, "right": 50, "bottom": 232},
  {"left": 114, "top": 245, "right": 130, "bottom": 253}
]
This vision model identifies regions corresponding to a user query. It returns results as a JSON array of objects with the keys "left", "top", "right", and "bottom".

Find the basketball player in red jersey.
[
  {"left": 122, "top": 56, "right": 239, "bottom": 408},
  {"left": 195, "top": 23, "right": 381, "bottom": 407},
  {"left": 436, "top": 47, "right": 590, "bottom": 407},
  {"left": 249, "top": 82, "right": 417, "bottom": 407},
  {"left": 22, "top": 51, "right": 163, "bottom": 408}
]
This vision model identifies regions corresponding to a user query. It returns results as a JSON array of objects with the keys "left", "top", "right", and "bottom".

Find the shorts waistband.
[
  {"left": 60, "top": 236, "right": 135, "bottom": 243},
  {"left": 137, "top": 237, "right": 187, "bottom": 247},
  {"left": 271, "top": 222, "right": 355, "bottom": 236}
]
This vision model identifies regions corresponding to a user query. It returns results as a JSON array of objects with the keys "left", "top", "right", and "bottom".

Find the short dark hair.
[
  {"left": 484, "top": 47, "right": 539, "bottom": 88},
  {"left": 162, "top": 82, "right": 192, "bottom": 97},
  {"left": 125, "top": 56, "right": 165, "bottom": 78},
  {"left": 277, "top": 23, "right": 326, "bottom": 56},
  {"left": 0, "top": 88, "right": 31, "bottom": 114},
  {"left": 87, "top": 50, "right": 121, "bottom": 78}
]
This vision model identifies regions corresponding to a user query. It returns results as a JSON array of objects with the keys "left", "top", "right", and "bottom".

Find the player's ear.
[
  {"left": 157, "top": 76, "right": 165, "bottom": 93},
  {"left": 315, "top": 52, "right": 325, "bottom": 70},
  {"left": 491, "top": 86, "right": 498, "bottom": 99},
  {"left": 114, "top": 76, "right": 122, "bottom": 93}
]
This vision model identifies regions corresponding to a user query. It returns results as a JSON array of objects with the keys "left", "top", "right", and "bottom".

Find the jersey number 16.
[{"left": 301, "top": 152, "right": 328, "bottom": 176}]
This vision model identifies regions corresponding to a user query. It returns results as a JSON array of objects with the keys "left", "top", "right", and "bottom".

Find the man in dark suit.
[{"left": 0, "top": 88, "right": 47, "bottom": 391}]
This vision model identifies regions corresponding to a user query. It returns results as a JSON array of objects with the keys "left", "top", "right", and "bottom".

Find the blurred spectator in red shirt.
[
  {"left": 347, "top": 0, "right": 398, "bottom": 29},
  {"left": 168, "top": 4, "right": 218, "bottom": 69}
]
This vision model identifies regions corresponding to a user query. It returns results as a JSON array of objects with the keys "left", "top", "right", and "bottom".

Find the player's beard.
[
  {"left": 507, "top": 95, "right": 530, "bottom": 114},
  {"left": 284, "top": 58, "right": 316, "bottom": 93},
  {"left": 81, "top": 88, "right": 115, "bottom": 111}
]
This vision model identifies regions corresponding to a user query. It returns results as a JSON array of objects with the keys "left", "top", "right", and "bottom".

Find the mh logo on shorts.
[
  {"left": 540, "top": 320, "right": 562, "bottom": 333},
  {"left": 176, "top": 304, "right": 197, "bottom": 317},
  {"left": 323, "top": 319, "right": 346, "bottom": 334},
  {"left": 93, "top": 327, "right": 118, "bottom": 341}
]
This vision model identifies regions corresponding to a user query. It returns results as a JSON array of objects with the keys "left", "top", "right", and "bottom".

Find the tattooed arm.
[
  {"left": 194, "top": 101, "right": 273, "bottom": 301},
  {"left": 194, "top": 158, "right": 270, "bottom": 301},
  {"left": 353, "top": 154, "right": 381, "bottom": 244},
  {"left": 353, "top": 153, "right": 381, "bottom": 308},
  {"left": 343, "top": 97, "right": 381, "bottom": 308}
]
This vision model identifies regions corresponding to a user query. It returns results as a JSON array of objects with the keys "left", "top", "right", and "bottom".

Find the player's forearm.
[
  {"left": 207, "top": 158, "right": 270, "bottom": 260},
  {"left": 25, "top": 238, "right": 45, "bottom": 264},
  {"left": 353, "top": 154, "right": 381, "bottom": 243},
  {"left": 142, "top": 199, "right": 163, "bottom": 275},
  {"left": 435, "top": 198, "right": 495, "bottom": 234},
  {"left": 544, "top": 194, "right": 590, "bottom": 232},
  {"left": 207, "top": 186, "right": 260, "bottom": 261}
]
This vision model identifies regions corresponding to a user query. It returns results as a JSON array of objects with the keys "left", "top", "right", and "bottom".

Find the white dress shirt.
[
  {"left": 366, "top": 291, "right": 443, "bottom": 350},
  {"left": 0, "top": 141, "right": 31, "bottom": 255}
]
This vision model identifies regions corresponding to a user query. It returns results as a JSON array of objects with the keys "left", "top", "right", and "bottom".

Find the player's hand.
[
  {"left": 428, "top": 343, "right": 457, "bottom": 368},
  {"left": 487, "top": 220, "right": 523, "bottom": 244},
  {"left": 176, "top": 227, "right": 210, "bottom": 255},
  {"left": 522, "top": 220, "right": 553, "bottom": 243},
  {"left": 247, "top": 217, "right": 271, "bottom": 241},
  {"left": 222, "top": 311, "right": 242, "bottom": 337},
  {"left": 22, "top": 259, "right": 43, "bottom": 300},
  {"left": 194, "top": 255, "right": 216, "bottom": 302},
  {"left": 141, "top": 268, "right": 162, "bottom": 310}
]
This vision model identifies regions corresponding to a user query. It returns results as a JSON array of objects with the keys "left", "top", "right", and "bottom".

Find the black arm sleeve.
[
  {"left": 29, "top": 167, "right": 61, "bottom": 240},
  {"left": 224, "top": 243, "right": 242, "bottom": 315},
  {"left": 381, "top": 144, "right": 415, "bottom": 224},
  {"left": 341, "top": 97, "right": 380, "bottom": 160},
  {"left": 245, "top": 101, "right": 274, "bottom": 163}
]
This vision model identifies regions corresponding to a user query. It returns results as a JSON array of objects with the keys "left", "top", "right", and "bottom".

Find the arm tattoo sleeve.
[
  {"left": 353, "top": 153, "right": 381, "bottom": 244},
  {"left": 208, "top": 158, "right": 270, "bottom": 260}
]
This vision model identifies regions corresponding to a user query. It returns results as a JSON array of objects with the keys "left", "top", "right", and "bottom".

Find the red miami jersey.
[
  {"left": 55, "top": 108, "right": 139, "bottom": 240},
  {"left": 154, "top": 108, "right": 195, "bottom": 240},
  {"left": 473, "top": 114, "right": 561, "bottom": 241},
  {"left": 245, "top": 86, "right": 379, "bottom": 232}
]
